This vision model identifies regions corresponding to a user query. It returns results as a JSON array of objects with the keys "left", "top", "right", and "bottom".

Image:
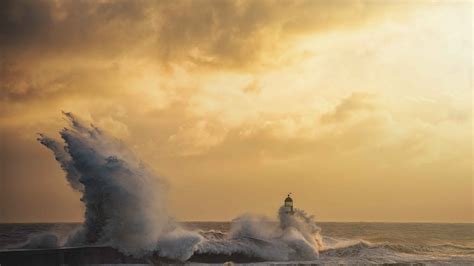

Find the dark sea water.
[{"left": 1, "top": 222, "right": 473, "bottom": 264}]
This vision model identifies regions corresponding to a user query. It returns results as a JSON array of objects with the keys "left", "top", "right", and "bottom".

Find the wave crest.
[{"left": 38, "top": 112, "right": 170, "bottom": 256}]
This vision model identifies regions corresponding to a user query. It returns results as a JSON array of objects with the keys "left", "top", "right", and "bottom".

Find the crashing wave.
[
  {"left": 38, "top": 112, "right": 171, "bottom": 256},
  {"left": 36, "top": 112, "right": 323, "bottom": 262},
  {"left": 149, "top": 207, "right": 323, "bottom": 261},
  {"left": 189, "top": 210, "right": 322, "bottom": 261}
]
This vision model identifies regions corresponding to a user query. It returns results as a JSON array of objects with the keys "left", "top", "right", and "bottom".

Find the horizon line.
[{"left": 1, "top": 220, "right": 473, "bottom": 224}]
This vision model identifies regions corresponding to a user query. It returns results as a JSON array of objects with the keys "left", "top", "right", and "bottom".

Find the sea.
[{"left": 1, "top": 222, "right": 473, "bottom": 264}]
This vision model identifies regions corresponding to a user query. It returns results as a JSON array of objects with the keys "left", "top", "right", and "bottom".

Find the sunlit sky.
[{"left": 0, "top": 0, "right": 472, "bottom": 223}]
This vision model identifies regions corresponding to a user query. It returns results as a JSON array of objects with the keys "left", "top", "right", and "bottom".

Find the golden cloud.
[{"left": 0, "top": 1, "right": 471, "bottom": 222}]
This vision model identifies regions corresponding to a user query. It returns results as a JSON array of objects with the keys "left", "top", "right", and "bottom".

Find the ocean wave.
[
  {"left": 6, "top": 230, "right": 474, "bottom": 264},
  {"left": 35, "top": 113, "right": 323, "bottom": 262},
  {"left": 14, "top": 233, "right": 60, "bottom": 250},
  {"left": 151, "top": 211, "right": 323, "bottom": 262},
  {"left": 433, "top": 243, "right": 474, "bottom": 252},
  {"left": 38, "top": 112, "right": 171, "bottom": 257},
  {"left": 27, "top": 113, "right": 473, "bottom": 264}
]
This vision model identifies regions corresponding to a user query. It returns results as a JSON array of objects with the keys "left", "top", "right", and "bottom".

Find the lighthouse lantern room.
[{"left": 284, "top": 193, "right": 294, "bottom": 215}]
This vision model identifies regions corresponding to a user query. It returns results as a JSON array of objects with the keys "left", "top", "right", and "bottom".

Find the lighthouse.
[{"left": 284, "top": 193, "right": 294, "bottom": 215}]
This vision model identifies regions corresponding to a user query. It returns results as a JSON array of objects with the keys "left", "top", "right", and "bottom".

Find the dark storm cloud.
[
  {"left": 0, "top": 0, "right": 402, "bottom": 66},
  {"left": 0, "top": 0, "right": 151, "bottom": 105},
  {"left": 0, "top": 0, "right": 406, "bottom": 106},
  {"left": 0, "top": 0, "right": 147, "bottom": 53},
  {"left": 0, "top": 0, "right": 52, "bottom": 47},
  {"left": 148, "top": 0, "right": 397, "bottom": 69}
]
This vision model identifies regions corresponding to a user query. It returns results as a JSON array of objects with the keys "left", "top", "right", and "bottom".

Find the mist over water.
[{"left": 34, "top": 113, "right": 324, "bottom": 261}]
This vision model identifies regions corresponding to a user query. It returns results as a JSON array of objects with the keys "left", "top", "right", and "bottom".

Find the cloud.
[
  {"left": 1, "top": 89, "right": 471, "bottom": 222},
  {"left": 0, "top": 0, "right": 148, "bottom": 55},
  {"left": 0, "top": 1, "right": 471, "bottom": 222},
  {"left": 0, "top": 0, "right": 412, "bottom": 118},
  {"left": 320, "top": 93, "right": 377, "bottom": 124},
  {"left": 0, "top": 0, "right": 408, "bottom": 70},
  {"left": 242, "top": 79, "right": 260, "bottom": 94}
]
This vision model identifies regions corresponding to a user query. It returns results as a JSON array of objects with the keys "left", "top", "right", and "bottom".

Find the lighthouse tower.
[{"left": 284, "top": 193, "right": 294, "bottom": 215}]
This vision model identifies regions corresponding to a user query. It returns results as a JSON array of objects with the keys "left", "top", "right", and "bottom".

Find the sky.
[{"left": 0, "top": 0, "right": 472, "bottom": 223}]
